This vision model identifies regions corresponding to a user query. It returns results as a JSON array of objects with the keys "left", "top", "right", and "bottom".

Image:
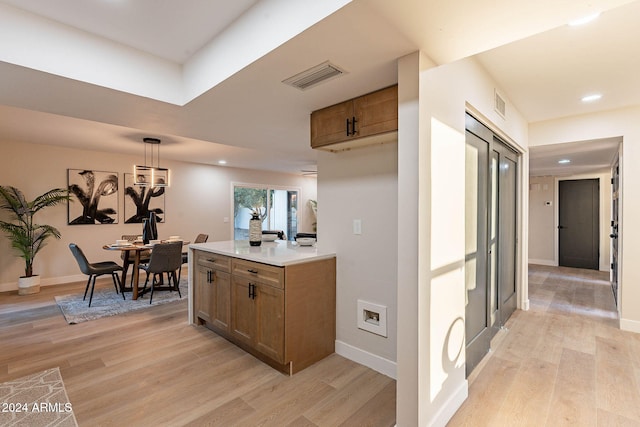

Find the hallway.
[{"left": 449, "top": 264, "right": 640, "bottom": 426}]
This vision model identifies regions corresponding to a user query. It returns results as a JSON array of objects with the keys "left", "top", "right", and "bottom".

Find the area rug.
[
  {"left": 55, "top": 279, "right": 187, "bottom": 324},
  {"left": 0, "top": 367, "right": 78, "bottom": 427}
]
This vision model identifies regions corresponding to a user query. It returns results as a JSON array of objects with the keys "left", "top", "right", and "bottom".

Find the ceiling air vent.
[
  {"left": 283, "top": 61, "right": 346, "bottom": 91},
  {"left": 494, "top": 89, "right": 506, "bottom": 118}
]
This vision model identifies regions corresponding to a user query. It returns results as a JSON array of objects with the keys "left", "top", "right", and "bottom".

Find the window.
[{"left": 233, "top": 184, "right": 298, "bottom": 241}]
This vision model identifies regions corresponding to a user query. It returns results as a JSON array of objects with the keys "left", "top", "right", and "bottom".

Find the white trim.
[
  {"left": 620, "top": 318, "right": 640, "bottom": 334},
  {"left": 335, "top": 340, "right": 397, "bottom": 380},
  {"left": 528, "top": 259, "right": 557, "bottom": 266},
  {"left": 0, "top": 265, "right": 191, "bottom": 293},
  {"left": 0, "top": 274, "right": 85, "bottom": 293},
  {"left": 428, "top": 379, "right": 468, "bottom": 427}
]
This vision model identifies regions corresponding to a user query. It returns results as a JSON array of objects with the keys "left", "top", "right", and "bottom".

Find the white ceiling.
[
  {"left": 0, "top": 0, "right": 260, "bottom": 63},
  {"left": 0, "top": 0, "right": 638, "bottom": 176}
]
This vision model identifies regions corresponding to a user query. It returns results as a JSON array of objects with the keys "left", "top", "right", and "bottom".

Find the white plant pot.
[{"left": 18, "top": 275, "right": 40, "bottom": 295}]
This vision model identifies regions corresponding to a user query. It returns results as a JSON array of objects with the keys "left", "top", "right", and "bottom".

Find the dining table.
[
  {"left": 103, "top": 240, "right": 190, "bottom": 300},
  {"left": 102, "top": 243, "right": 150, "bottom": 300}
]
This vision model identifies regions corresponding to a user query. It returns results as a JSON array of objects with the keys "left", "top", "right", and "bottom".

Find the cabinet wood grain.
[
  {"left": 192, "top": 249, "right": 336, "bottom": 374},
  {"left": 310, "top": 85, "right": 397, "bottom": 151}
]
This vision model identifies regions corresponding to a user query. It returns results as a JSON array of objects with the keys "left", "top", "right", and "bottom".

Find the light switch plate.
[{"left": 353, "top": 219, "right": 362, "bottom": 235}]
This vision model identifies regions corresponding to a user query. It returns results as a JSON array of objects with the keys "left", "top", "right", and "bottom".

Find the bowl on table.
[
  {"left": 296, "top": 237, "right": 316, "bottom": 246},
  {"left": 115, "top": 239, "right": 129, "bottom": 246},
  {"left": 262, "top": 234, "right": 278, "bottom": 242}
]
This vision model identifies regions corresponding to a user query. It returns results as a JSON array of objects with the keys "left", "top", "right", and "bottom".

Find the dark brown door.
[{"left": 558, "top": 179, "right": 599, "bottom": 270}]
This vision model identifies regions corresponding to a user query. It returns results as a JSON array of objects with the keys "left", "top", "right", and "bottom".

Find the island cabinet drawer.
[
  {"left": 196, "top": 252, "right": 231, "bottom": 273},
  {"left": 232, "top": 259, "right": 284, "bottom": 289}
]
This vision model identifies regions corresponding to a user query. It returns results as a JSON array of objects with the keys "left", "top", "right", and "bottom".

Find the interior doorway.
[
  {"left": 464, "top": 113, "right": 519, "bottom": 377},
  {"left": 558, "top": 179, "right": 599, "bottom": 270}
]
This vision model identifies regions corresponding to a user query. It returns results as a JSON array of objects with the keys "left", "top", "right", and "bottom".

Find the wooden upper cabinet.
[
  {"left": 310, "top": 99, "right": 354, "bottom": 148},
  {"left": 310, "top": 85, "right": 398, "bottom": 151}
]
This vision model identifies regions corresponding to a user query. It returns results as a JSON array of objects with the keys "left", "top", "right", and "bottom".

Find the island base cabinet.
[
  {"left": 230, "top": 278, "right": 254, "bottom": 346},
  {"left": 191, "top": 248, "right": 335, "bottom": 375},
  {"left": 194, "top": 253, "right": 231, "bottom": 332},
  {"left": 194, "top": 264, "right": 212, "bottom": 324},
  {"left": 231, "top": 277, "right": 284, "bottom": 363},
  {"left": 254, "top": 283, "right": 284, "bottom": 363},
  {"left": 211, "top": 271, "right": 230, "bottom": 331}
]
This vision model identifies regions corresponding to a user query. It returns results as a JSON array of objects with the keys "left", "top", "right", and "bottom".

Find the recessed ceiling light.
[
  {"left": 558, "top": 159, "right": 571, "bottom": 164},
  {"left": 569, "top": 12, "right": 601, "bottom": 26},
  {"left": 581, "top": 94, "right": 602, "bottom": 102},
  {"left": 218, "top": 160, "right": 227, "bottom": 165}
]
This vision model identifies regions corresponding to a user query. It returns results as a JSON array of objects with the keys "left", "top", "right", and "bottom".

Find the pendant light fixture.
[{"left": 134, "top": 137, "right": 170, "bottom": 187}]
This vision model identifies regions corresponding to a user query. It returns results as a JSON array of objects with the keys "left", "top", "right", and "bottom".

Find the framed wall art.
[
  {"left": 68, "top": 169, "right": 119, "bottom": 224},
  {"left": 123, "top": 173, "right": 165, "bottom": 223}
]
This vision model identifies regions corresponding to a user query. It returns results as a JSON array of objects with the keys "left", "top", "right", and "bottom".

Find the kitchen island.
[{"left": 188, "top": 240, "right": 336, "bottom": 374}]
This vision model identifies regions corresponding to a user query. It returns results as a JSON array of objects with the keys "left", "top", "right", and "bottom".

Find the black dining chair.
[
  {"left": 177, "top": 233, "right": 208, "bottom": 283},
  {"left": 69, "top": 243, "right": 124, "bottom": 307},
  {"left": 139, "top": 241, "right": 183, "bottom": 304}
]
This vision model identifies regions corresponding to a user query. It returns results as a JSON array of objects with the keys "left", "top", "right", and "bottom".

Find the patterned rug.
[
  {"left": 55, "top": 278, "right": 187, "bottom": 324},
  {"left": 0, "top": 367, "right": 78, "bottom": 426}
]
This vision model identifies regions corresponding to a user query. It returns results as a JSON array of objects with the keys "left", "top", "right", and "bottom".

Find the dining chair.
[
  {"left": 139, "top": 241, "right": 183, "bottom": 304},
  {"left": 69, "top": 243, "right": 124, "bottom": 307},
  {"left": 178, "top": 233, "right": 208, "bottom": 283},
  {"left": 120, "top": 234, "right": 150, "bottom": 288}
]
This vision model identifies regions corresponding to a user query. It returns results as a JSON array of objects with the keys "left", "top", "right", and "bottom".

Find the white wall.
[
  {"left": 395, "top": 53, "right": 530, "bottom": 426},
  {"left": 529, "top": 106, "right": 640, "bottom": 332},
  {"left": 317, "top": 141, "right": 398, "bottom": 377},
  {"left": 0, "top": 139, "right": 316, "bottom": 291}
]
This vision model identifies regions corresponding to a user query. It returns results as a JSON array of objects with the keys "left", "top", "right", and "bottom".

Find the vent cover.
[
  {"left": 494, "top": 89, "right": 506, "bottom": 118},
  {"left": 283, "top": 61, "right": 346, "bottom": 90}
]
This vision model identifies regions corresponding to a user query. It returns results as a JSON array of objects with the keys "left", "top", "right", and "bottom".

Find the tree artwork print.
[{"left": 68, "top": 169, "right": 118, "bottom": 224}]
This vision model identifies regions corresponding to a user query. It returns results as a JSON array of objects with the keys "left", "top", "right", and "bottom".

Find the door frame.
[
  {"left": 554, "top": 173, "right": 611, "bottom": 271},
  {"left": 464, "top": 111, "right": 525, "bottom": 376},
  {"left": 465, "top": 107, "right": 529, "bottom": 313}
]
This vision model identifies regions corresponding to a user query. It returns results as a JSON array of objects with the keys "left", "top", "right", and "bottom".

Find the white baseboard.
[
  {"left": 335, "top": 340, "right": 397, "bottom": 380},
  {"left": 0, "top": 266, "right": 190, "bottom": 294},
  {"left": 620, "top": 318, "right": 640, "bottom": 334},
  {"left": 428, "top": 379, "right": 468, "bottom": 427},
  {"left": 528, "top": 259, "right": 556, "bottom": 266},
  {"left": 0, "top": 274, "right": 86, "bottom": 293}
]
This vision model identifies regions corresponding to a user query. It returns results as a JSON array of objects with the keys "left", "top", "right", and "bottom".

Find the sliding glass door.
[{"left": 233, "top": 184, "right": 299, "bottom": 241}]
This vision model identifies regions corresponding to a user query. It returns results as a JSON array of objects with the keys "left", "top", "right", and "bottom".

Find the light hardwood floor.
[
  {"left": 449, "top": 264, "right": 640, "bottom": 427},
  {"left": 0, "top": 279, "right": 396, "bottom": 427}
]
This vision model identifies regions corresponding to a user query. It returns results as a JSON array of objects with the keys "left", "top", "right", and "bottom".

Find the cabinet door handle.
[
  {"left": 248, "top": 283, "right": 256, "bottom": 299},
  {"left": 351, "top": 116, "right": 357, "bottom": 135},
  {"left": 206, "top": 270, "right": 211, "bottom": 283},
  {"left": 346, "top": 118, "right": 351, "bottom": 136},
  {"left": 247, "top": 269, "right": 258, "bottom": 274}
]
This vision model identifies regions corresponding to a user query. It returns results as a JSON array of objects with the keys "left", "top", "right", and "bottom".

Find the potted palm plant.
[{"left": 0, "top": 186, "right": 70, "bottom": 295}]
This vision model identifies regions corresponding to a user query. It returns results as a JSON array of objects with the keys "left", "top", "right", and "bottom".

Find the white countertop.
[{"left": 189, "top": 240, "right": 335, "bottom": 267}]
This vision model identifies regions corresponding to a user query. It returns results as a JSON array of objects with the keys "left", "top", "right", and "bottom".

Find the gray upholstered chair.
[
  {"left": 120, "top": 234, "right": 150, "bottom": 288},
  {"left": 69, "top": 243, "right": 124, "bottom": 307},
  {"left": 178, "top": 233, "right": 208, "bottom": 283},
  {"left": 139, "top": 241, "right": 183, "bottom": 304}
]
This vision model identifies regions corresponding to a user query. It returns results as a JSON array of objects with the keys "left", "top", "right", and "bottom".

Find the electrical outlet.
[{"left": 357, "top": 300, "right": 387, "bottom": 337}]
